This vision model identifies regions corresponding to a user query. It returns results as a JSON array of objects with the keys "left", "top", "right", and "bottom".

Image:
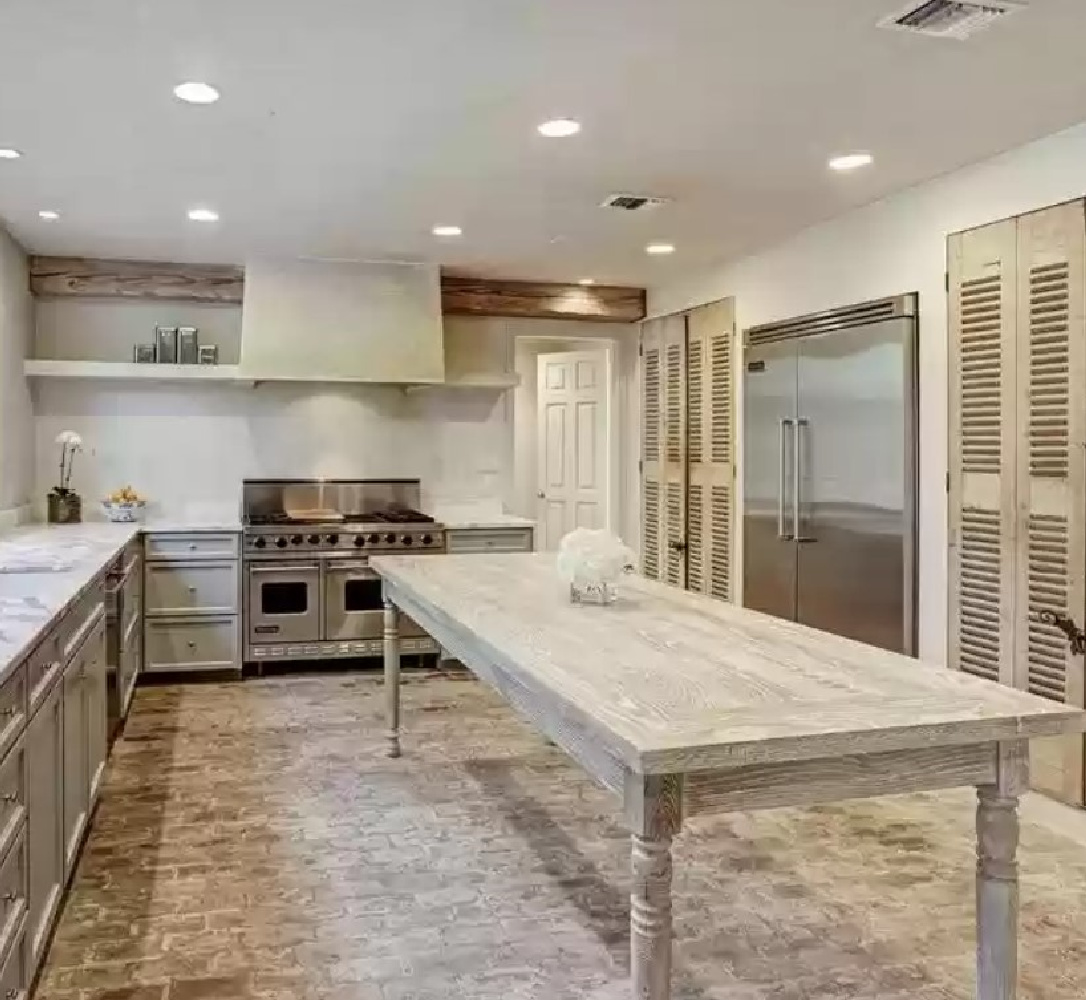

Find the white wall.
[
  {"left": 32, "top": 313, "right": 638, "bottom": 537},
  {"left": 650, "top": 118, "right": 1086, "bottom": 665},
  {"left": 0, "top": 228, "right": 33, "bottom": 524}
]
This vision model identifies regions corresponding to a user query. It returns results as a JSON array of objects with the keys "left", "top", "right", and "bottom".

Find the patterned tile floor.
[{"left": 34, "top": 670, "right": 1086, "bottom": 1000}]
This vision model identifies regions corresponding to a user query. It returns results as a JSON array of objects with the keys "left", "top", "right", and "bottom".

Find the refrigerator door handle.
[
  {"left": 778, "top": 418, "right": 794, "bottom": 540},
  {"left": 794, "top": 417, "right": 814, "bottom": 542}
]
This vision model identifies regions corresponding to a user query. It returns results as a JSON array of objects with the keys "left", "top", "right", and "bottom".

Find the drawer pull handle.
[
  {"left": 3, "top": 891, "right": 17, "bottom": 903},
  {"left": 188, "top": 543, "right": 198, "bottom": 551},
  {"left": 0, "top": 708, "right": 13, "bottom": 719},
  {"left": 187, "top": 641, "right": 197, "bottom": 649},
  {"left": 1, "top": 793, "right": 17, "bottom": 804},
  {"left": 7, "top": 988, "right": 18, "bottom": 1000}
]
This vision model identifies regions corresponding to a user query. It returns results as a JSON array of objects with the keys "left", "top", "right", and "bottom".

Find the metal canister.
[
  {"left": 197, "top": 344, "right": 219, "bottom": 365},
  {"left": 155, "top": 326, "right": 178, "bottom": 364},
  {"left": 178, "top": 327, "right": 199, "bottom": 364}
]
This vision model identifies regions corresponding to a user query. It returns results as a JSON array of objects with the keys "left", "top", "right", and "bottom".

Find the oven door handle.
[
  {"left": 249, "top": 563, "right": 321, "bottom": 574},
  {"left": 325, "top": 562, "right": 376, "bottom": 576}
]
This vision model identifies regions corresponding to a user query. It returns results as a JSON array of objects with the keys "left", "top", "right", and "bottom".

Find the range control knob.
[
  {"left": 275, "top": 537, "right": 288, "bottom": 549},
  {"left": 290, "top": 535, "right": 303, "bottom": 545},
  {"left": 254, "top": 537, "right": 267, "bottom": 549},
  {"left": 307, "top": 534, "right": 320, "bottom": 545},
  {"left": 326, "top": 533, "right": 339, "bottom": 545},
  {"left": 384, "top": 533, "right": 397, "bottom": 544},
  {"left": 354, "top": 535, "right": 366, "bottom": 548},
  {"left": 421, "top": 534, "right": 433, "bottom": 546},
  {"left": 368, "top": 533, "right": 381, "bottom": 544},
  {"left": 401, "top": 534, "right": 414, "bottom": 546}
]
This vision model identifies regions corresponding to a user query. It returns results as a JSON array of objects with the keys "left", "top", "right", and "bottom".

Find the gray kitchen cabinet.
[
  {"left": 25, "top": 682, "right": 62, "bottom": 973},
  {"left": 144, "top": 531, "right": 240, "bottom": 677},
  {"left": 0, "top": 914, "right": 26, "bottom": 1000},
  {"left": 0, "top": 829, "right": 28, "bottom": 974},
  {"left": 84, "top": 625, "right": 108, "bottom": 806},
  {"left": 144, "top": 617, "right": 238, "bottom": 673},
  {"left": 60, "top": 652, "right": 87, "bottom": 875},
  {"left": 445, "top": 526, "right": 535, "bottom": 554},
  {"left": 144, "top": 561, "right": 238, "bottom": 616}
]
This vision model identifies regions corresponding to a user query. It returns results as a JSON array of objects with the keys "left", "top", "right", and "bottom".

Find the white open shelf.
[
  {"left": 25, "top": 359, "right": 521, "bottom": 391},
  {"left": 24, "top": 360, "right": 252, "bottom": 385}
]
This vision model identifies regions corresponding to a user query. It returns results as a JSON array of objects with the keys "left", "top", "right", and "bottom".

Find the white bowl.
[{"left": 101, "top": 500, "right": 146, "bottom": 523}]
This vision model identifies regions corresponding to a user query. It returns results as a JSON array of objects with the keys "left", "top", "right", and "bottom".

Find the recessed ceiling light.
[
  {"left": 38, "top": 210, "right": 59, "bottom": 221},
  {"left": 828, "top": 152, "right": 873, "bottom": 172},
  {"left": 0, "top": 148, "right": 21, "bottom": 160},
  {"left": 578, "top": 278, "right": 595, "bottom": 286},
  {"left": 187, "top": 208, "right": 219, "bottom": 222},
  {"left": 645, "top": 243, "right": 675, "bottom": 256},
  {"left": 537, "top": 118, "right": 581, "bottom": 138},
  {"left": 432, "top": 225, "right": 462, "bottom": 237},
  {"left": 174, "top": 81, "right": 220, "bottom": 105}
]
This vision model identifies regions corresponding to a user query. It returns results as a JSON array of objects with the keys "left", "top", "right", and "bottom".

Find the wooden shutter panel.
[
  {"left": 641, "top": 318, "right": 665, "bottom": 580},
  {"left": 686, "top": 299, "right": 735, "bottom": 601},
  {"left": 641, "top": 316, "right": 686, "bottom": 582},
  {"left": 948, "top": 218, "right": 1018, "bottom": 688},
  {"left": 1014, "top": 201, "right": 1086, "bottom": 707}
]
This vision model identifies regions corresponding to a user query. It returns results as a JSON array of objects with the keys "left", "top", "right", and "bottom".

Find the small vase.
[{"left": 47, "top": 491, "right": 82, "bottom": 525}]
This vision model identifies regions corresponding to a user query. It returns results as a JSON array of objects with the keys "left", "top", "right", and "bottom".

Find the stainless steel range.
[{"left": 242, "top": 478, "right": 444, "bottom": 664}]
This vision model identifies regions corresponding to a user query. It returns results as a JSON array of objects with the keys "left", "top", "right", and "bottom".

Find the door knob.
[
  {"left": 537, "top": 492, "right": 545, "bottom": 499},
  {"left": 1037, "top": 610, "right": 1086, "bottom": 656}
]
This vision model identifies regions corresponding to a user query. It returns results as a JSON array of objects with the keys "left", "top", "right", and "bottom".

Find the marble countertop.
[
  {"left": 432, "top": 506, "right": 536, "bottom": 530},
  {"left": 139, "top": 518, "right": 242, "bottom": 533},
  {"left": 0, "top": 523, "right": 140, "bottom": 684}
]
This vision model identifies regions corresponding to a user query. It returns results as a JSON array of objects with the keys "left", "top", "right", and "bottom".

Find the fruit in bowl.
[{"left": 102, "top": 486, "right": 147, "bottom": 522}]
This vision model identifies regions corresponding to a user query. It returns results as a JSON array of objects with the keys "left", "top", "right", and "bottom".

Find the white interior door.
[{"left": 536, "top": 350, "right": 609, "bottom": 549}]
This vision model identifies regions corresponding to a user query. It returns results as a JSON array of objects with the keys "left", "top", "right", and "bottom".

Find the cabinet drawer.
[
  {"left": 0, "top": 671, "right": 25, "bottom": 767},
  {"left": 0, "top": 913, "right": 25, "bottom": 1000},
  {"left": 24, "top": 638, "right": 60, "bottom": 720},
  {"left": 0, "top": 830, "right": 27, "bottom": 970},
  {"left": 446, "top": 528, "right": 534, "bottom": 554},
  {"left": 145, "top": 562, "right": 238, "bottom": 616},
  {"left": 145, "top": 532, "right": 238, "bottom": 561},
  {"left": 144, "top": 618, "right": 238, "bottom": 674},
  {"left": 0, "top": 740, "right": 25, "bottom": 872}
]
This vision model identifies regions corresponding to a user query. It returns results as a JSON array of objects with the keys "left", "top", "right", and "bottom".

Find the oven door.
[
  {"left": 323, "top": 560, "right": 425, "bottom": 641},
  {"left": 247, "top": 562, "right": 322, "bottom": 645}
]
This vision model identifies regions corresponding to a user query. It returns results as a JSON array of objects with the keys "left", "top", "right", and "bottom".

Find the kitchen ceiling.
[{"left": 2, "top": 0, "right": 1086, "bottom": 287}]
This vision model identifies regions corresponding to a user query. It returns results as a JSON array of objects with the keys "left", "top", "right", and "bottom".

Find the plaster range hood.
[{"left": 239, "top": 257, "right": 446, "bottom": 384}]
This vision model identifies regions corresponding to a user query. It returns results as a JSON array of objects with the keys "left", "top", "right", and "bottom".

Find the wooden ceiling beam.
[
  {"left": 440, "top": 275, "right": 645, "bottom": 323},
  {"left": 29, "top": 256, "right": 244, "bottom": 304},
  {"left": 28, "top": 257, "right": 647, "bottom": 323}
]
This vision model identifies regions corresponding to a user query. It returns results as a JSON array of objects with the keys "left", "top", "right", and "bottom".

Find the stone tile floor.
[{"left": 35, "top": 670, "right": 1086, "bottom": 1000}]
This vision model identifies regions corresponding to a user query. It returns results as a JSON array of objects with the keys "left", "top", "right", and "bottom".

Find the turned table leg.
[
  {"left": 625, "top": 773, "right": 683, "bottom": 1000},
  {"left": 976, "top": 740, "right": 1028, "bottom": 1000},
  {"left": 383, "top": 599, "right": 402, "bottom": 758}
]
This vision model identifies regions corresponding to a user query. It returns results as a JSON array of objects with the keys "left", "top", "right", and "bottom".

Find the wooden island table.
[{"left": 371, "top": 553, "right": 1086, "bottom": 1000}]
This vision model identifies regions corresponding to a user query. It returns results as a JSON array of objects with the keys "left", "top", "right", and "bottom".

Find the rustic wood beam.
[
  {"left": 440, "top": 275, "right": 645, "bottom": 323},
  {"left": 29, "top": 256, "right": 245, "bottom": 304},
  {"left": 27, "top": 257, "right": 647, "bottom": 323}
]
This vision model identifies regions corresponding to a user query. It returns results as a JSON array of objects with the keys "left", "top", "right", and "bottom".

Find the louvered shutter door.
[
  {"left": 948, "top": 219, "right": 1018, "bottom": 688},
  {"left": 1014, "top": 201, "right": 1086, "bottom": 804},
  {"left": 640, "top": 318, "right": 666, "bottom": 580},
  {"left": 686, "top": 299, "right": 735, "bottom": 601},
  {"left": 661, "top": 314, "right": 688, "bottom": 586}
]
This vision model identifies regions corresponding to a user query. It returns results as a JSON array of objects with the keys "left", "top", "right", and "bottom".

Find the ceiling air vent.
[
  {"left": 600, "top": 193, "right": 669, "bottom": 212},
  {"left": 880, "top": 0, "right": 1022, "bottom": 39}
]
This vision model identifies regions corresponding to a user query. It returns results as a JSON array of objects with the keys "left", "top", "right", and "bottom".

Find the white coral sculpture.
[{"left": 556, "top": 528, "right": 636, "bottom": 603}]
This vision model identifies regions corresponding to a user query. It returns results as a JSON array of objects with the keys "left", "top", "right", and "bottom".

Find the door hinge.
[
  {"left": 639, "top": 343, "right": 643, "bottom": 358},
  {"left": 946, "top": 471, "right": 950, "bottom": 492},
  {"left": 638, "top": 459, "right": 643, "bottom": 475},
  {"left": 944, "top": 272, "right": 949, "bottom": 292}
]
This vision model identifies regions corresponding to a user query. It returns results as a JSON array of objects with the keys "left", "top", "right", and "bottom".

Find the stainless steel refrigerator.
[{"left": 743, "top": 294, "right": 918, "bottom": 654}]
